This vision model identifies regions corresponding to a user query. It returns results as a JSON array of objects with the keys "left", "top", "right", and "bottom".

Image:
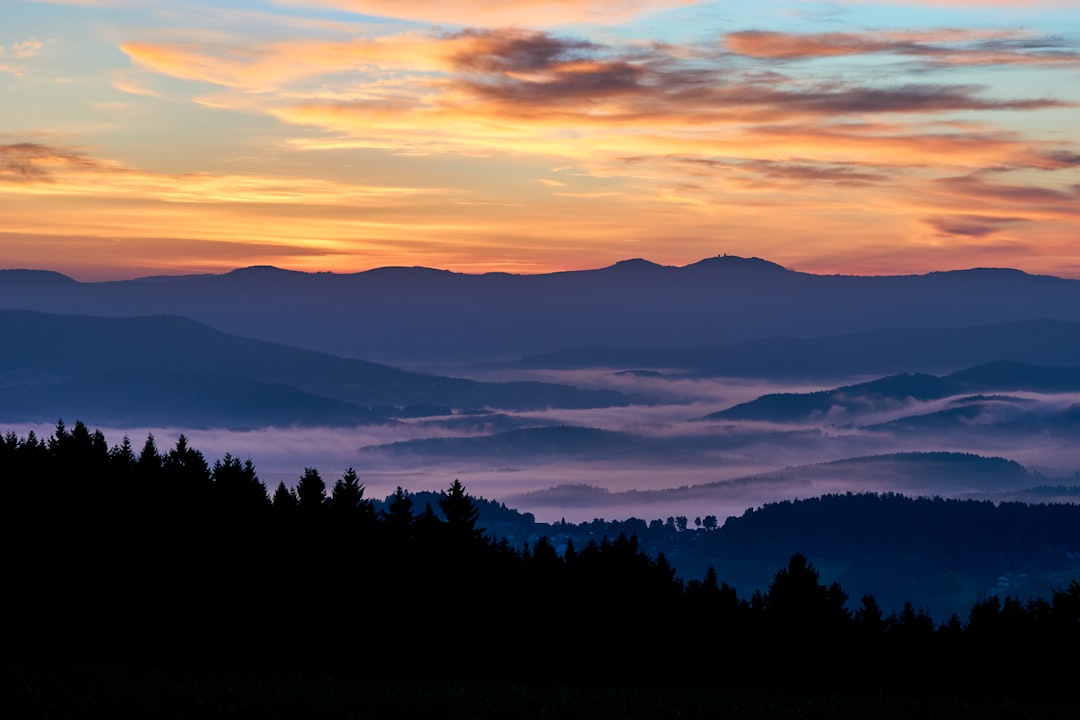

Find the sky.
[{"left": 2, "top": 0, "right": 1079, "bottom": 280}]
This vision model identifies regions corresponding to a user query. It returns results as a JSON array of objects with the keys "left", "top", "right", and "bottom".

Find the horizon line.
[{"left": 0, "top": 254, "right": 1066, "bottom": 284}]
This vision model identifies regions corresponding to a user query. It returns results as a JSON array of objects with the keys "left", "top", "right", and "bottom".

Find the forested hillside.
[{"left": 4, "top": 421, "right": 1080, "bottom": 708}]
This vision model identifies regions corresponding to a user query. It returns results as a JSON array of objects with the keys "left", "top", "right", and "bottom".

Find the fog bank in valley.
[{"left": 10, "top": 369, "right": 1080, "bottom": 523}]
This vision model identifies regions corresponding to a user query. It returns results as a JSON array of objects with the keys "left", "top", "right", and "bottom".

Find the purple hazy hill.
[{"left": 3, "top": 256, "right": 1080, "bottom": 365}]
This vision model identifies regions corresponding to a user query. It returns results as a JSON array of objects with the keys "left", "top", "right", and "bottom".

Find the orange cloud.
[
  {"left": 118, "top": 23, "right": 1080, "bottom": 277},
  {"left": 0, "top": 142, "right": 443, "bottom": 204},
  {"left": 111, "top": 72, "right": 162, "bottom": 98},
  {"left": 25, "top": 18, "right": 1079, "bottom": 280},
  {"left": 121, "top": 30, "right": 582, "bottom": 90},
  {"left": 278, "top": 0, "right": 695, "bottom": 26},
  {"left": 122, "top": 28, "right": 1073, "bottom": 173},
  {"left": 0, "top": 141, "right": 709, "bottom": 278}
]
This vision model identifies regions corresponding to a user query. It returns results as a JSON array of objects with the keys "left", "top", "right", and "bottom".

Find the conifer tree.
[
  {"left": 211, "top": 453, "right": 268, "bottom": 511},
  {"left": 381, "top": 486, "right": 415, "bottom": 537},
  {"left": 109, "top": 436, "right": 137, "bottom": 477},
  {"left": 163, "top": 435, "right": 211, "bottom": 506},
  {"left": 439, "top": 479, "right": 483, "bottom": 543},
  {"left": 47, "top": 418, "right": 69, "bottom": 457},
  {"left": 271, "top": 481, "right": 297, "bottom": 511},
  {"left": 137, "top": 434, "right": 161, "bottom": 475},
  {"left": 296, "top": 467, "right": 326, "bottom": 511},
  {"left": 330, "top": 467, "right": 367, "bottom": 512}
]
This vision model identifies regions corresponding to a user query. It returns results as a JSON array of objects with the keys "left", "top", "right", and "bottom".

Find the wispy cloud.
[
  {"left": 8, "top": 0, "right": 1080, "bottom": 278},
  {"left": 0, "top": 142, "right": 113, "bottom": 181},
  {"left": 121, "top": 28, "right": 1074, "bottom": 164},
  {"left": 0, "top": 39, "right": 44, "bottom": 77},
  {"left": 0, "top": 141, "right": 440, "bottom": 203},
  {"left": 0, "top": 140, "right": 481, "bottom": 276},
  {"left": 932, "top": 175, "right": 1080, "bottom": 216},
  {"left": 276, "top": 0, "right": 696, "bottom": 27},
  {"left": 923, "top": 214, "right": 1027, "bottom": 238},
  {"left": 816, "top": 0, "right": 1080, "bottom": 7},
  {"left": 724, "top": 29, "right": 1080, "bottom": 67}
]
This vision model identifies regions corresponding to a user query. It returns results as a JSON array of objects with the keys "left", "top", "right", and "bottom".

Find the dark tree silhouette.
[
  {"left": 296, "top": 467, "right": 326, "bottom": 511},
  {"left": 272, "top": 481, "right": 297, "bottom": 511},
  {"left": 381, "top": 486, "right": 415, "bottom": 537},
  {"left": 330, "top": 467, "right": 370, "bottom": 515},
  {"left": 136, "top": 433, "right": 161, "bottom": 481},
  {"left": 854, "top": 593, "right": 886, "bottom": 637},
  {"left": 6, "top": 422, "right": 1080, "bottom": 702},
  {"left": 764, "top": 553, "right": 850, "bottom": 631},
  {"left": 108, "top": 435, "right": 137, "bottom": 477},
  {"left": 211, "top": 453, "right": 268, "bottom": 511},
  {"left": 107, "top": 435, "right": 138, "bottom": 507},
  {"left": 439, "top": 479, "right": 483, "bottom": 543},
  {"left": 163, "top": 434, "right": 211, "bottom": 506}
]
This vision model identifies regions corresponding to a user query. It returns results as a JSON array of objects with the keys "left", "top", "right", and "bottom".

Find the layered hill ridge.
[
  {"left": 705, "top": 361, "right": 1080, "bottom": 423},
  {"left": 0, "top": 310, "right": 627, "bottom": 428},
  {"left": 513, "top": 319, "right": 1080, "bottom": 379},
  {"left": 4, "top": 256, "right": 1080, "bottom": 364},
  {"left": 504, "top": 451, "right": 1034, "bottom": 508}
]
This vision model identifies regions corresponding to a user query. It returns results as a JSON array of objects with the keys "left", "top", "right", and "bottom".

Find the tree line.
[{"left": 3, "top": 421, "right": 1079, "bottom": 696}]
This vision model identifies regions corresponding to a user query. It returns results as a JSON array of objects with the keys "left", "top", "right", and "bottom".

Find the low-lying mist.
[{"left": 9, "top": 370, "right": 1080, "bottom": 524}]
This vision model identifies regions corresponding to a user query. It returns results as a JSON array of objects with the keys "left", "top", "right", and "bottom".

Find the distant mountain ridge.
[{"left": 4, "top": 256, "right": 1080, "bottom": 364}]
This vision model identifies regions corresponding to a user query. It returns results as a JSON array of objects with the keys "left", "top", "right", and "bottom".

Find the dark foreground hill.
[
  {"left": 4, "top": 423, "right": 1080, "bottom": 717},
  {"left": 0, "top": 310, "right": 626, "bottom": 427},
  {"left": 5, "top": 256, "right": 1080, "bottom": 364},
  {"left": 453, "top": 458, "right": 1074, "bottom": 620}
]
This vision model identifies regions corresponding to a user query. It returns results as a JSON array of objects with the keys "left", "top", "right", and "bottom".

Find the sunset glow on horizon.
[{"left": 2, "top": 0, "right": 1079, "bottom": 281}]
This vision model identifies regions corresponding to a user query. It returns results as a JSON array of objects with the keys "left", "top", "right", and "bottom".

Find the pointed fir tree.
[
  {"left": 296, "top": 467, "right": 326, "bottom": 512},
  {"left": 271, "top": 481, "right": 298, "bottom": 511},
  {"left": 329, "top": 467, "right": 365, "bottom": 512},
  {"left": 137, "top": 433, "right": 161, "bottom": 475},
  {"left": 109, "top": 435, "right": 137, "bottom": 478},
  {"left": 439, "top": 479, "right": 483, "bottom": 543},
  {"left": 163, "top": 434, "right": 211, "bottom": 506}
]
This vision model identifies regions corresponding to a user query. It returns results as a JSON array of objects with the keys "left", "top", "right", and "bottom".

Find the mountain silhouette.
[
  {"left": 5, "top": 257, "right": 1080, "bottom": 364},
  {"left": 0, "top": 370, "right": 385, "bottom": 429},
  {"left": 0, "top": 310, "right": 627, "bottom": 427}
]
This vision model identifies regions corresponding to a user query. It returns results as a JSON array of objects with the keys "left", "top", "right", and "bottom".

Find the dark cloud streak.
[
  {"left": 0, "top": 142, "right": 113, "bottom": 183},
  {"left": 445, "top": 29, "right": 595, "bottom": 73},
  {"left": 664, "top": 155, "right": 889, "bottom": 186},
  {"left": 437, "top": 30, "right": 1070, "bottom": 122},
  {"left": 923, "top": 214, "right": 1027, "bottom": 238},
  {"left": 935, "top": 176, "right": 1080, "bottom": 210},
  {"left": 724, "top": 29, "right": 1080, "bottom": 68}
]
